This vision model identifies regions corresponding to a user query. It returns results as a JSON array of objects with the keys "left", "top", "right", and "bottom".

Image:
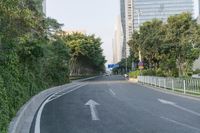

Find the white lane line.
[
  {"left": 160, "top": 116, "right": 200, "bottom": 132},
  {"left": 173, "top": 104, "right": 200, "bottom": 117},
  {"left": 158, "top": 99, "right": 200, "bottom": 117},
  {"left": 34, "top": 84, "right": 86, "bottom": 133},
  {"left": 109, "top": 88, "right": 116, "bottom": 96},
  {"left": 48, "top": 85, "right": 85, "bottom": 102}
]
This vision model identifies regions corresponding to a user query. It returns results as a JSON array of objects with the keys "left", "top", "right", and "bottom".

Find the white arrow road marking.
[
  {"left": 158, "top": 99, "right": 200, "bottom": 117},
  {"left": 85, "top": 99, "right": 100, "bottom": 121},
  {"left": 109, "top": 88, "right": 116, "bottom": 96},
  {"left": 158, "top": 99, "right": 176, "bottom": 105},
  {"left": 161, "top": 116, "right": 200, "bottom": 132},
  {"left": 34, "top": 84, "right": 86, "bottom": 133}
]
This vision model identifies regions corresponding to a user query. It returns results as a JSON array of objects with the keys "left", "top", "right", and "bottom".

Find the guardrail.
[{"left": 138, "top": 76, "right": 200, "bottom": 95}]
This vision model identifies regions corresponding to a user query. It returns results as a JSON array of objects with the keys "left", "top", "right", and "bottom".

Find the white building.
[
  {"left": 120, "top": 0, "right": 126, "bottom": 59},
  {"left": 42, "top": 0, "right": 46, "bottom": 14},
  {"left": 125, "top": 0, "right": 134, "bottom": 57},
  {"left": 113, "top": 16, "right": 123, "bottom": 64},
  {"left": 120, "top": 0, "right": 134, "bottom": 58}
]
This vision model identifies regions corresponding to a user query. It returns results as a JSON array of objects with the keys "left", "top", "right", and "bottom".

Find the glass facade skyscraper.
[
  {"left": 120, "top": 0, "right": 127, "bottom": 59},
  {"left": 133, "top": 0, "right": 199, "bottom": 30},
  {"left": 120, "top": 0, "right": 200, "bottom": 61},
  {"left": 42, "top": 0, "right": 46, "bottom": 14},
  {"left": 120, "top": 0, "right": 134, "bottom": 58},
  {"left": 113, "top": 16, "right": 123, "bottom": 64},
  {"left": 31, "top": 0, "right": 46, "bottom": 14}
]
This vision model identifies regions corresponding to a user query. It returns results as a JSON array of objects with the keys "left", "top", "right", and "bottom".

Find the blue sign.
[
  {"left": 108, "top": 64, "right": 119, "bottom": 69},
  {"left": 113, "top": 64, "right": 119, "bottom": 68}
]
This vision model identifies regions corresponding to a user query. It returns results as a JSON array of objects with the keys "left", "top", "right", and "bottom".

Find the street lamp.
[{"left": 135, "top": 9, "right": 142, "bottom": 62}]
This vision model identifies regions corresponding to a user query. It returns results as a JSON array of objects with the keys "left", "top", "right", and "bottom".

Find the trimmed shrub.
[{"left": 129, "top": 70, "right": 140, "bottom": 78}]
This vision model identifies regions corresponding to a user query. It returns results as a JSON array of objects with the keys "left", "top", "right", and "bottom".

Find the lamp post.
[{"left": 135, "top": 9, "right": 142, "bottom": 62}]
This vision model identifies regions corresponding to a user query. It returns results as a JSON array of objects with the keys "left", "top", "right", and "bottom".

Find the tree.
[
  {"left": 63, "top": 33, "right": 106, "bottom": 75},
  {"left": 0, "top": 0, "right": 71, "bottom": 132},
  {"left": 164, "top": 13, "right": 200, "bottom": 76},
  {"left": 128, "top": 13, "right": 200, "bottom": 77}
]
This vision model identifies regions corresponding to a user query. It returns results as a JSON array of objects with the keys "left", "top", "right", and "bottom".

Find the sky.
[{"left": 46, "top": 0, "right": 120, "bottom": 64}]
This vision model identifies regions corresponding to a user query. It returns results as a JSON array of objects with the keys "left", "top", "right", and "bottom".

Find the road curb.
[
  {"left": 72, "top": 75, "right": 101, "bottom": 82},
  {"left": 8, "top": 76, "right": 99, "bottom": 133},
  {"left": 8, "top": 83, "right": 75, "bottom": 133}
]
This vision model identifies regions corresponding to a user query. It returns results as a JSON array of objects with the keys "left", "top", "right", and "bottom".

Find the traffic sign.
[
  {"left": 138, "top": 61, "right": 144, "bottom": 66},
  {"left": 138, "top": 61, "right": 144, "bottom": 70},
  {"left": 139, "top": 66, "right": 144, "bottom": 70},
  {"left": 108, "top": 64, "right": 119, "bottom": 69}
]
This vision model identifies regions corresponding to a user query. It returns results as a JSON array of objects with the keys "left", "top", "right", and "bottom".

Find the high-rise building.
[
  {"left": 125, "top": 0, "right": 134, "bottom": 57},
  {"left": 133, "top": 0, "right": 200, "bottom": 30},
  {"left": 112, "top": 39, "right": 117, "bottom": 64},
  {"left": 131, "top": 0, "right": 200, "bottom": 70},
  {"left": 42, "top": 0, "right": 46, "bottom": 14},
  {"left": 120, "top": 0, "right": 134, "bottom": 59},
  {"left": 31, "top": 0, "right": 46, "bottom": 14},
  {"left": 120, "top": 0, "right": 200, "bottom": 68},
  {"left": 113, "top": 16, "right": 123, "bottom": 64},
  {"left": 120, "top": 0, "right": 126, "bottom": 59}
]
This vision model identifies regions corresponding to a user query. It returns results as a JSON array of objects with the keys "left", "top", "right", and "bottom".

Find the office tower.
[
  {"left": 120, "top": 0, "right": 134, "bottom": 58},
  {"left": 31, "top": 0, "right": 46, "bottom": 14},
  {"left": 133, "top": 0, "right": 200, "bottom": 30},
  {"left": 120, "top": 0, "right": 126, "bottom": 59},
  {"left": 42, "top": 0, "right": 46, "bottom": 14},
  {"left": 132, "top": 0, "right": 200, "bottom": 70},
  {"left": 113, "top": 16, "right": 123, "bottom": 64},
  {"left": 125, "top": 0, "right": 134, "bottom": 57}
]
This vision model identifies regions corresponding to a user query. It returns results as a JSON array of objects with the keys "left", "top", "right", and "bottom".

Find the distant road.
[{"left": 31, "top": 75, "right": 200, "bottom": 133}]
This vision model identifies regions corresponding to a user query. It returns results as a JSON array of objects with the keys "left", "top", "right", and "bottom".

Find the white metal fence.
[{"left": 138, "top": 76, "right": 200, "bottom": 95}]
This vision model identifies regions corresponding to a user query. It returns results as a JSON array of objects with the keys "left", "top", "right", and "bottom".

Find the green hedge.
[
  {"left": 141, "top": 69, "right": 166, "bottom": 77},
  {"left": 129, "top": 69, "right": 167, "bottom": 78},
  {"left": 129, "top": 70, "right": 140, "bottom": 78}
]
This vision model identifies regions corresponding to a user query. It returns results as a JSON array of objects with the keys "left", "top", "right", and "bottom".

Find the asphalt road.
[{"left": 31, "top": 75, "right": 200, "bottom": 133}]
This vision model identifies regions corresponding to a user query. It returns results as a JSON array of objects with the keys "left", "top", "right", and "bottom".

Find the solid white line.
[
  {"left": 34, "top": 97, "right": 49, "bottom": 133},
  {"left": 161, "top": 116, "right": 200, "bottom": 132},
  {"left": 158, "top": 98, "right": 200, "bottom": 117},
  {"left": 109, "top": 88, "right": 116, "bottom": 96},
  {"left": 138, "top": 83, "right": 200, "bottom": 102},
  {"left": 34, "top": 84, "right": 86, "bottom": 133},
  {"left": 158, "top": 99, "right": 175, "bottom": 105},
  {"left": 172, "top": 104, "right": 200, "bottom": 117}
]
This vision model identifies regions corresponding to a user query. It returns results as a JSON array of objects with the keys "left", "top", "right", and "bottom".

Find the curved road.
[{"left": 31, "top": 75, "right": 200, "bottom": 133}]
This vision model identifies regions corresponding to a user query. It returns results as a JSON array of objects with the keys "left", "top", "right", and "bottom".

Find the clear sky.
[{"left": 46, "top": 0, "right": 120, "bottom": 64}]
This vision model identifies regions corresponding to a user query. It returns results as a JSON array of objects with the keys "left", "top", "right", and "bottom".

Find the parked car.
[
  {"left": 124, "top": 74, "right": 128, "bottom": 78},
  {"left": 192, "top": 73, "right": 200, "bottom": 78},
  {"left": 105, "top": 73, "right": 111, "bottom": 76}
]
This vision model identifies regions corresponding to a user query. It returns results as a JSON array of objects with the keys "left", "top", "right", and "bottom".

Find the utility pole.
[
  {"left": 136, "top": 9, "right": 143, "bottom": 75},
  {"left": 136, "top": 9, "right": 142, "bottom": 62},
  {"left": 125, "top": 55, "right": 128, "bottom": 73}
]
